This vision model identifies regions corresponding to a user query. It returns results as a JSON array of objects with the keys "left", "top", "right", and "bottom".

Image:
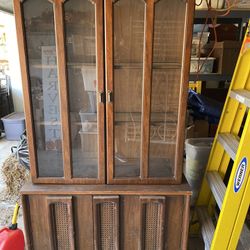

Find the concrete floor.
[
  {"left": 0, "top": 134, "right": 25, "bottom": 231},
  {"left": 188, "top": 236, "right": 204, "bottom": 250}
]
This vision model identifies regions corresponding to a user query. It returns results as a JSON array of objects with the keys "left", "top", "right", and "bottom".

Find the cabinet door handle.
[
  {"left": 98, "top": 91, "right": 104, "bottom": 103},
  {"left": 107, "top": 90, "right": 113, "bottom": 103}
]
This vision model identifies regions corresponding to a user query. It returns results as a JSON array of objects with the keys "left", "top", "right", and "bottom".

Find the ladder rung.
[
  {"left": 197, "top": 206, "right": 215, "bottom": 250},
  {"left": 206, "top": 171, "right": 226, "bottom": 210},
  {"left": 230, "top": 89, "right": 250, "bottom": 107},
  {"left": 206, "top": 172, "right": 250, "bottom": 250},
  {"left": 217, "top": 133, "right": 240, "bottom": 160}
]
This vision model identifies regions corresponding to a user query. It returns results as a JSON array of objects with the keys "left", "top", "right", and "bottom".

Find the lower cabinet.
[{"left": 21, "top": 183, "right": 191, "bottom": 250}]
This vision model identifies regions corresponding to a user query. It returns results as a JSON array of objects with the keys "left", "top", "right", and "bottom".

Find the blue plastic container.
[{"left": 1, "top": 112, "right": 25, "bottom": 141}]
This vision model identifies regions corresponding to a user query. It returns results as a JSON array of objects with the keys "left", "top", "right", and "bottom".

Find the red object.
[{"left": 0, "top": 228, "right": 25, "bottom": 250}]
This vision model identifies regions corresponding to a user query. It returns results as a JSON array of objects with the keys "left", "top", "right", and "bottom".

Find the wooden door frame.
[{"left": 175, "top": 0, "right": 195, "bottom": 183}]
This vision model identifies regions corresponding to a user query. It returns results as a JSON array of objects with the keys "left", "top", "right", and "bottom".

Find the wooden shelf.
[
  {"left": 66, "top": 62, "right": 181, "bottom": 69},
  {"left": 30, "top": 62, "right": 182, "bottom": 70},
  {"left": 30, "top": 64, "right": 232, "bottom": 85},
  {"left": 114, "top": 62, "right": 181, "bottom": 69},
  {"left": 27, "top": 31, "right": 54, "bottom": 35},
  {"left": 21, "top": 180, "right": 191, "bottom": 194},
  {"left": 35, "top": 121, "right": 61, "bottom": 126},
  {"left": 30, "top": 64, "right": 57, "bottom": 69}
]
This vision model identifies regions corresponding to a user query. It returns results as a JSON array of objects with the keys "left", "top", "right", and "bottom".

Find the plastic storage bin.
[
  {"left": 192, "top": 32, "right": 210, "bottom": 56},
  {"left": 194, "top": 32, "right": 210, "bottom": 45},
  {"left": 1, "top": 112, "right": 25, "bottom": 141},
  {"left": 195, "top": 0, "right": 225, "bottom": 9},
  {"left": 79, "top": 110, "right": 97, "bottom": 132},
  {"left": 203, "top": 41, "right": 241, "bottom": 74},
  {"left": 184, "top": 137, "right": 214, "bottom": 205},
  {"left": 193, "top": 24, "right": 209, "bottom": 33},
  {"left": 79, "top": 130, "right": 97, "bottom": 158},
  {"left": 190, "top": 57, "right": 215, "bottom": 73},
  {"left": 227, "top": 0, "right": 250, "bottom": 8}
]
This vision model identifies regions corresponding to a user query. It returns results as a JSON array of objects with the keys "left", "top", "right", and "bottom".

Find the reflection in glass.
[
  {"left": 149, "top": 69, "right": 181, "bottom": 177},
  {"left": 113, "top": 0, "right": 145, "bottom": 178},
  {"left": 23, "top": 0, "right": 63, "bottom": 177},
  {"left": 149, "top": 0, "right": 186, "bottom": 178},
  {"left": 153, "top": 0, "right": 185, "bottom": 63},
  {"left": 64, "top": 0, "right": 98, "bottom": 178}
]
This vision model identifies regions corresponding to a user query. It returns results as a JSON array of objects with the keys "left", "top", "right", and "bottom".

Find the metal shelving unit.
[
  {"left": 189, "top": 73, "right": 232, "bottom": 81},
  {"left": 189, "top": 8, "right": 249, "bottom": 83},
  {"left": 194, "top": 8, "right": 250, "bottom": 23}
]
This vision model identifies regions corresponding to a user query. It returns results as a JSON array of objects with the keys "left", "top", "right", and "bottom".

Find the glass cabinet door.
[
  {"left": 106, "top": 0, "right": 145, "bottom": 182},
  {"left": 148, "top": 0, "right": 187, "bottom": 180},
  {"left": 63, "top": 0, "right": 105, "bottom": 182},
  {"left": 22, "top": 0, "right": 64, "bottom": 178},
  {"left": 106, "top": 0, "right": 193, "bottom": 184},
  {"left": 19, "top": 0, "right": 105, "bottom": 183}
]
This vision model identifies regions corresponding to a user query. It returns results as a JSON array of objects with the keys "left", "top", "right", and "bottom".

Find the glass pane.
[
  {"left": 149, "top": 0, "right": 186, "bottom": 178},
  {"left": 149, "top": 69, "right": 181, "bottom": 177},
  {"left": 113, "top": 0, "right": 145, "bottom": 178},
  {"left": 64, "top": 0, "right": 98, "bottom": 178},
  {"left": 23, "top": 0, "right": 63, "bottom": 177},
  {"left": 153, "top": 0, "right": 186, "bottom": 63}
]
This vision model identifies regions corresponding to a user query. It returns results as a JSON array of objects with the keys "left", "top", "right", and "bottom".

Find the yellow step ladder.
[{"left": 196, "top": 21, "right": 250, "bottom": 250}]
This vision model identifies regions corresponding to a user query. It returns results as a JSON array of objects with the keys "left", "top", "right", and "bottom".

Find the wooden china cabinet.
[{"left": 14, "top": 0, "right": 194, "bottom": 249}]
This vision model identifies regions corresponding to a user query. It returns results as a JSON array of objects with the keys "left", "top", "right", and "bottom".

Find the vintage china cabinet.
[{"left": 14, "top": 0, "right": 194, "bottom": 249}]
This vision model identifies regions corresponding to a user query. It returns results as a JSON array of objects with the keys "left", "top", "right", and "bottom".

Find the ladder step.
[
  {"left": 197, "top": 206, "right": 215, "bottom": 250},
  {"left": 206, "top": 172, "right": 250, "bottom": 250},
  {"left": 230, "top": 89, "right": 250, "bottom": 107},
  {"left": 217, "top": 133, "right": 240, "bottom": 160},
  {"left": 206, "top": 172, "right": 226, "bottom": 210}
]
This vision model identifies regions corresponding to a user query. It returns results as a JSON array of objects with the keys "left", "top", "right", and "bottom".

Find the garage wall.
[{"left": 0, "top": 11, "right": 24, "bottom": 112}]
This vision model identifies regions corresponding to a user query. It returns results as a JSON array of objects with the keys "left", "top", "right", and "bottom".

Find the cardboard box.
[
  {"left": 186, "top": 120, "right": 209, "bottom": 139},
  {"left": 204, "top": 41, "right": 241, "bottom": 74}
]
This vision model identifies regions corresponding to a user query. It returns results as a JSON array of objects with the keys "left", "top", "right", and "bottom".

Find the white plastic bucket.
[{"left": 184, "top": 137, "right": 214, "bottom": 205}]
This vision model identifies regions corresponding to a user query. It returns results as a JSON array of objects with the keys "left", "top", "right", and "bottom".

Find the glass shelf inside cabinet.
[
  {"left": 111, "top": 0, "right": 186, "bottom": 180},
  {"left": 62, "top": 62, "right": 180, "bottom": 70},
  {"left": 113, "top": 62, "right": 182, "bottom": 69}
]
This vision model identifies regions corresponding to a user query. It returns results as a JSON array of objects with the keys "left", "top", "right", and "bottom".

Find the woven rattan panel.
[
  {"left": 53, "top": 202, "right": 71, "bottom": 250},
  {"left": 98, "top": 202, "right": 118, "bottom": 250},
  {"left": 143, "top": 202, "right": 162, "bottom": 250}
]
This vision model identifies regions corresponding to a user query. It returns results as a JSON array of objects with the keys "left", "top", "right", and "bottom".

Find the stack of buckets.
[{"left": 184, "top": 138, "right": 214, "bottom": 206}]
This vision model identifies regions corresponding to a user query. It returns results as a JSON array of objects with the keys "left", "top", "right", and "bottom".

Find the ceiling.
[{"left": 0, "top": 0, "right": 13, "bottom": 14}]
